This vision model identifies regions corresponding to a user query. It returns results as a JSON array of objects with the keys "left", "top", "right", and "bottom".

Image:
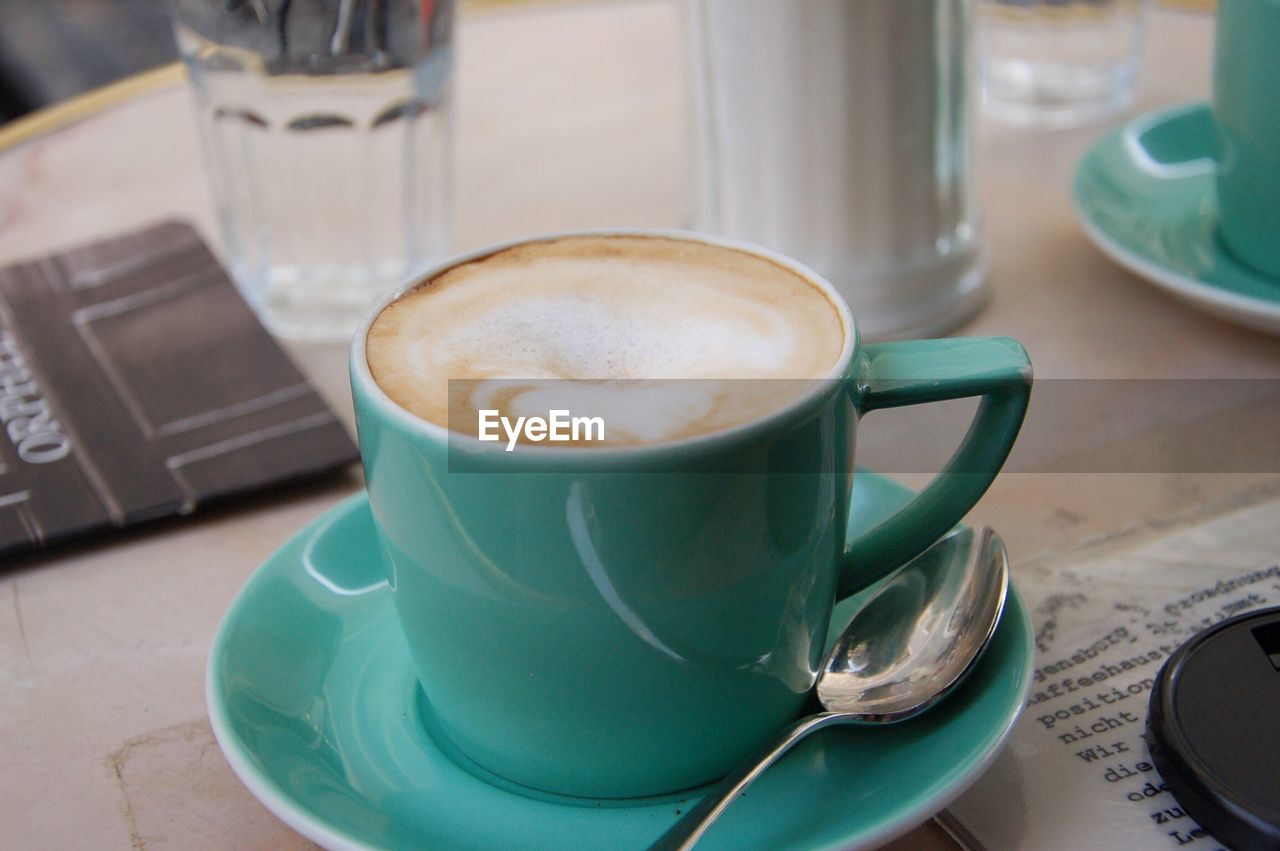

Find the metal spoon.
[{"left": 649, "top": 526, "right": 1010, "bottom": 851}]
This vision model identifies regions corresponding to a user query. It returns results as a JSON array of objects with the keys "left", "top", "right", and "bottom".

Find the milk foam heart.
[{"left": 366, "top": 235, "right": 846, "bottom": 445}]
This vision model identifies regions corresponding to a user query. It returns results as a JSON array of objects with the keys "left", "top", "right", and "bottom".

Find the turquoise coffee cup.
[
  {"left": 350, "top": 230, "right": 1031, "bottom": 799},
  {"left": 1215, "top": 0, "right": 1280, "bottom": 279}
]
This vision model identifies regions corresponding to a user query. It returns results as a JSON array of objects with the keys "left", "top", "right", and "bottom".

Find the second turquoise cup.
[{"left": 1215, "top": 0, "right": 1280, "bottom": 279}]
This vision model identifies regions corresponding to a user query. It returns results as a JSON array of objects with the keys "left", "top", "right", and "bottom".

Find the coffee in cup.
[{"left": 366, "top": 234, "right": 846, "bottom": 445}]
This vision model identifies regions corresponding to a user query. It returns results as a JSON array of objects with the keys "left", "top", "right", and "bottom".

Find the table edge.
[
  {"left": 0, "top": 63, "right": 187, "bottom": 154},
  {"left": 0, "top": 0, "right": 608, "bottom": 156}
]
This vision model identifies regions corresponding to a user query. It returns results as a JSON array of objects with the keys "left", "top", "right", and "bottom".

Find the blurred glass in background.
[
  {"left": 980, "top": 0, "right": 1150, "bottom": 128},
  {"left": 169, "top": 0, "right": 456, "bottom": 341},
  {"left": 686, "top": 0, "right": 986, "bottom": 341}
]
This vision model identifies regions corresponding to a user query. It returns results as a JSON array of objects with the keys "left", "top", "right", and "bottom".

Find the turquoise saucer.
[
  {"left": 1073, "top": 102, "right": 1280, "bottom": 335},
  {"left": 208, "top": 471, "right": 1033, "bottom": 850}
]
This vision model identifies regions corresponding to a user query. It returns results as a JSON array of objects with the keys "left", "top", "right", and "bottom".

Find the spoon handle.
[{"left": 647, "top": 711, "right": 852, "bottom": 851}]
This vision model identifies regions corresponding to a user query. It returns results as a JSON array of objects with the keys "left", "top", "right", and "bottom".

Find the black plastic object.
[{"left": 1147, "top": 607, "right": 1280, "bottom": 851}]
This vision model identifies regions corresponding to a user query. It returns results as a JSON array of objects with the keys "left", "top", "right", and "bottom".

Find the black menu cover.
[{"left": 0, "top": 221, "right": 358, "bottom": 559}]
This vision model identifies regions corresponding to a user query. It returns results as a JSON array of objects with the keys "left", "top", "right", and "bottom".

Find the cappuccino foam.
[{"left": 366, "top": 235, "right": 845, "bottom": 445}]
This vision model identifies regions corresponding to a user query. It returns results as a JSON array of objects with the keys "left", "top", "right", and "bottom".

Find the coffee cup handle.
[{"left": 839, "top": 336, "right": 1031, "bottom": 598}]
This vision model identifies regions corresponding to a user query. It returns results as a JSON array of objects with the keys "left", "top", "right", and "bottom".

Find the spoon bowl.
[{"left": 818, "top": 525, "right": 1009, "bottom": 721}]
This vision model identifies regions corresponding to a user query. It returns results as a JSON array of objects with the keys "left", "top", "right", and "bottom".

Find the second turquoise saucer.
[
  {"left": 208, "top": 471, "right": 1033, "bottom": 850},
  {"left": 1073, "top": 102, "right": 1280, "bottom": 335}
]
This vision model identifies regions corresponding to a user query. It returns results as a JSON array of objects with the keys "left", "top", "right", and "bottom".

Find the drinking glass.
[
  {"left": 685, "top": 0, "right": 987, "bottom": 341},
  {"left": 980, "top": 0, "right": 1150, "bottom": 128},
  {"left": 169, "top": 0, "right": 456, "bottom": 340}
]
